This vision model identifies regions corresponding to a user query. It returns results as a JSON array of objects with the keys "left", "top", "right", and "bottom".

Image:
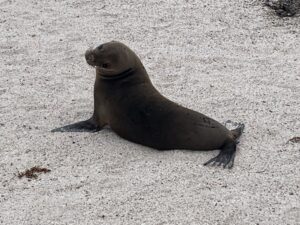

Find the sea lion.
[{"left": 52, "top": 41, "right": 245, "bottom": 169}]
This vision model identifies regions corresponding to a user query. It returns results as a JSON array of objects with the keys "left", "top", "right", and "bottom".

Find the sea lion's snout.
[{"left": 85, "top": 48, "right": 96, "bottom": 66}]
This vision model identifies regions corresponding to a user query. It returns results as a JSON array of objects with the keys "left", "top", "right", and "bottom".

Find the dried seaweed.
[{"left": 17, "top": 166, "right": 51, "bottom": 179}]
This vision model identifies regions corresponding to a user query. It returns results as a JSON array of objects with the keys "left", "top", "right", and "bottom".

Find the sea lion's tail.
[{"left": 230, "top": 123, "right": 245, "bottom": 141}]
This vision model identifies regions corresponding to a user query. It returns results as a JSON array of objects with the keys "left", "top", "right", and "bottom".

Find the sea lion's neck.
[
  {"left": 99, "top": 68, "right": 135, "bottom": 81},
  {"left": 94, "top": 66, "right": 157, "bottom": 104},
  {"left": 97, "top": 66, "right": 152, "bottom": 85}
]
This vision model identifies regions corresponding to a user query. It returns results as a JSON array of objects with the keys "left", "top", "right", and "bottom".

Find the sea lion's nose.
[
  {"left": 85, "top": 48, "right": 95, "bottom": 65},
  {"left": 85, "top": 53, "right": 94, "bottom": 62}
]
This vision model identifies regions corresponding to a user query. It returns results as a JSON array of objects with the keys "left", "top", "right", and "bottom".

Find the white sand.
[{"left": 1, "top": 0, "right": 299, "bottom": 224}]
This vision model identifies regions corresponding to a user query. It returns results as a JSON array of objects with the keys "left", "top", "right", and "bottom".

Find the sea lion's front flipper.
[
  {"left": 51, "top": 117, "right": 102, "bottom": 133},
  {"left": 203, "top": 142, "right": 237, "bottom": 169}
]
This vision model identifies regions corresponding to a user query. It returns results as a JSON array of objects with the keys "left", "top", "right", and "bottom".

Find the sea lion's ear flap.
[{"left": 127, "top": 67, "right": 134, "bottom": 73}]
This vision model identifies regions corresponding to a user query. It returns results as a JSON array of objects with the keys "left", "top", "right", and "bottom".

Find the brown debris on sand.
[
  {"left": 17, "top": 166, "right": 51, "bottom": 179},
  {"left": 288, "top": 137, "right": 300, "bottom": 143}
]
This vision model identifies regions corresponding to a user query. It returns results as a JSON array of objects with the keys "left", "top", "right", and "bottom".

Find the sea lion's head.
[{"left": 85, "top": 41, "right": 144, "bottom": 79}]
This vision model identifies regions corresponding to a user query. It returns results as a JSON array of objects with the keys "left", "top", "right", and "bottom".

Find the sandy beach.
[{"left": 0, "top": 0, "right": 299, "bottom": 224}]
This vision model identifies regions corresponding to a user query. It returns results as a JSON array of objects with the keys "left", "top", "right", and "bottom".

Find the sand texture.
[{"left": 1, "top": 0, "right": 300, "bottom": 224}]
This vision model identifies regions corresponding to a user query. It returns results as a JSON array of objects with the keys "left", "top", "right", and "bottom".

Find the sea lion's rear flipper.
[
  {"left": 51, "top": 117, "right": 102, "bottom": 133},
  {"left": 203, "top": 142, "right": 237, "bottom": 169},
  {"left": 204, "top": 122, "right": 245, "bottom": 169}
]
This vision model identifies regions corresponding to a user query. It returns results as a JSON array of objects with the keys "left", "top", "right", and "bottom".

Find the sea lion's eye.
[{"left": 102, "top": 63, "right": 109, "bottom": 68}]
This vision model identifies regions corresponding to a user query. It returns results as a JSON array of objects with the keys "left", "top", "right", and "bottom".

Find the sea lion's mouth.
[{"left": 99, "top": 68, "right": 134, "bottom": 80}]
